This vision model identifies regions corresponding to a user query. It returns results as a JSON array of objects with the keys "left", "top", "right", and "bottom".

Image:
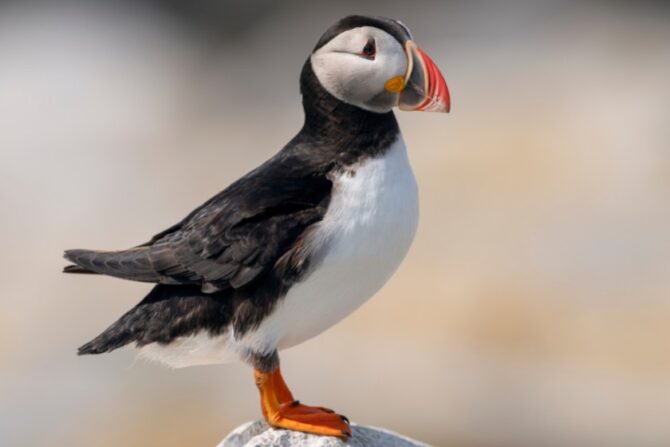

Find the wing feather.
[{"left": 64, "top": 156, "right": 333, "bottom": 293}]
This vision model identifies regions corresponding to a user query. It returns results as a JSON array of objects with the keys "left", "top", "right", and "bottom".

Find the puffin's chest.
[
  {"left": 315, "top": 138, "right": 419, "bottom": 271},
  {"left": 242, "top": 138, "right": 419, "bottom": 353}
]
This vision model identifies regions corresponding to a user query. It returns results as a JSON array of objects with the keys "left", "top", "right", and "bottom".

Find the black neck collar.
[{"left": 294, "top": 60, "right": 400, "bottom": 167}]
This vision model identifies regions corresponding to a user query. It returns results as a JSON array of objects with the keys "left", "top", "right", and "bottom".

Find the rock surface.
[{"left": 218, "top": 420, "right": 430, "bottom": 447}]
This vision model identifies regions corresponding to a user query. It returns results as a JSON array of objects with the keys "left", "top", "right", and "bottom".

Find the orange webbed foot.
[
  {"left": 255, "top": 367, "right": 351, "bottom": 439},
  {"left": 269, "top": 403, "right": 352, "bottom": 439}
]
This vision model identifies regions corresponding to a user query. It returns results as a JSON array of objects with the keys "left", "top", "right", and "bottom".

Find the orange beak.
[{"left": 398, "top": 41, "right": 450, "bottom": 113}]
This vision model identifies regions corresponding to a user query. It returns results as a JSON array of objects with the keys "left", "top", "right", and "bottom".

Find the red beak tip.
[{"left": 415, "top": 46, "right": 450, "bottom": 114}]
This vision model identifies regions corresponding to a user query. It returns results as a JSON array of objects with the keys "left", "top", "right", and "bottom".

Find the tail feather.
[
  {"left": 78, "top": 326, "right": 134, "bottom": 355},
  {"left": 77, "top": 284, "right": 164, "bottom": 355},
  {"left": 77, "top": 284, "right": 232, "bottom": 356}
]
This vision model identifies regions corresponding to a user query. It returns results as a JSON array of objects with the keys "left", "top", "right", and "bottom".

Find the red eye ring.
[{"left": 362, "top": 38, "right": 376, "bottom": 59}]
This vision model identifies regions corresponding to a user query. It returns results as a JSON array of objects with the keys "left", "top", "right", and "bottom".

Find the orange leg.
[
  {"left": 271, "top": 367, "right": 295, "bottom": 403},
  {"left": 255, "top": 367, "right": 351, "bottom": 439}
]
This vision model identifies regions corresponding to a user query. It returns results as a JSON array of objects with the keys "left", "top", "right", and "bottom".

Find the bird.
[{"left": 63, "top": 15, "right": 449, "bottom": 439}]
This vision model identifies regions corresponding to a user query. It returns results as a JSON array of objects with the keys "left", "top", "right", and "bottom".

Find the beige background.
[{"left": 1, "top": 1, "right": 669, "bottom": 446}]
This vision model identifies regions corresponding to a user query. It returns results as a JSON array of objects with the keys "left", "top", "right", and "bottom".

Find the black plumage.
[
  {"left": 65, "top": 165, "right": 333, "bottom": 291},
  {"left": 78, "top": 284, "right": 234, "bottom": 354},
  {"left": 65, "top": 16, "right": 403, "bottom": 357}
]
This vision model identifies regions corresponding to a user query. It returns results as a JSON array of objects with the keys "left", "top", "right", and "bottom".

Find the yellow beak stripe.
[{"left": 384, "top": 75, "right": 406, "bottom": 93}]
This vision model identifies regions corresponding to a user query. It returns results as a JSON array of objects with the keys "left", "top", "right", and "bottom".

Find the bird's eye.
[{"left": 361, "top": 39, "right": 376, "bottom": 59}]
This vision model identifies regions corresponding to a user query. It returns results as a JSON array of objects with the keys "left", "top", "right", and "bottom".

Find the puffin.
[{"left": 64, "top": 15, "right": 450, "bottom": 439}]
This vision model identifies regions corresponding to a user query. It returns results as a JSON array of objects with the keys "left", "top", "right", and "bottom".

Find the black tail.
[
  {"left": 78, "top": 305, "right": 144, "bottom": 355},
  {"left": 78, "top": 327, "right": 134, "bottom": 355},
  {"left": 78, "top": 284, "right": 233, "bottom": 355}
]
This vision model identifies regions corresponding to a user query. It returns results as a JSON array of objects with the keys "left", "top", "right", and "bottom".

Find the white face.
[{"left": 310, "top": 26, "right": 408, "bottom": 113}]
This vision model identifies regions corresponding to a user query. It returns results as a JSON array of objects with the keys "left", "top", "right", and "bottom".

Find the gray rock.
[{"left": 218, "top": 420, "right": 431, "bottom": 447}]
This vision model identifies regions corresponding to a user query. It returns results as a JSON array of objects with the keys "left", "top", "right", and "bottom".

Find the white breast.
[
  {"left": 239, "top": 137, "right": 419, "bottom": 355},
  {"left": 139, "top": 137, "right": 419, "bottom": 368}
]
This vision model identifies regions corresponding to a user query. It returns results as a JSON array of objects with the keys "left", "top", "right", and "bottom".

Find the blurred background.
[{"left": 1, "top": 0, "right": 669, "bottom": 446}]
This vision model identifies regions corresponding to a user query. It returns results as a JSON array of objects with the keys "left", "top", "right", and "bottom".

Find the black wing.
[{"left": 64, "top": 153, "right": 333, "bottom": 292}]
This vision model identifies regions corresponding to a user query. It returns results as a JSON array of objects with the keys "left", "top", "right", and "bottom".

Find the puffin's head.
[{"left": 309, "top": 15, "right": 450, "bottom": 114}]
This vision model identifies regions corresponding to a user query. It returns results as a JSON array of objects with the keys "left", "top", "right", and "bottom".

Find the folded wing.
[{"left": 64, "top": 155, "right": 333, "bottom": 293}]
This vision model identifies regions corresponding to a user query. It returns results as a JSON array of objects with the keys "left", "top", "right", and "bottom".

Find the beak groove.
[{"left": 398, "top": 41, "right": 450, "bottom": 113}]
